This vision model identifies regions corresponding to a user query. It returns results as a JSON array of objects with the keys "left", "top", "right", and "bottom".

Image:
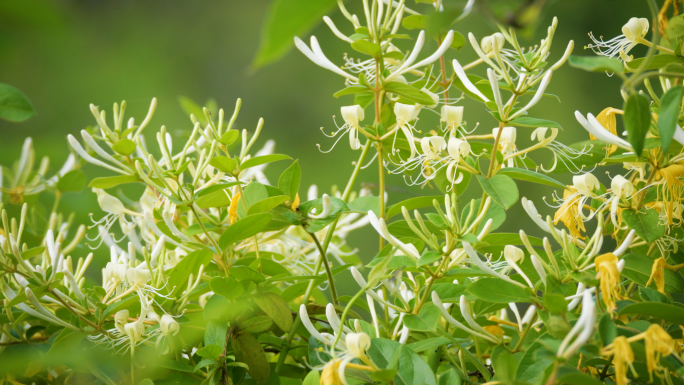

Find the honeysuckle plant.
[{"left": 3, "top": 1, "right": 684, "bottom": 385}]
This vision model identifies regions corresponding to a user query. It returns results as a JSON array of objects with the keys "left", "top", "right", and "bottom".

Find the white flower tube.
[
  {"left": 558, "top": 291, "right": 596, "bottom": 358},
  {"left": 68, "top": 135, "right": 127, "bottom": 174},
  {"left": 309, "top": 194, "right": 333, "bottom": 219},
  {"left": 294, "top": 36, "right": 356, "bottom": 81},
  {"left": 521, "top": 197, "right": 552, "bottom": 233},
  {"left": 509, "top": 71, "right": 553, "bottom": 120},
  {"left": 575, "top": 111, "right": 633, "bottom": 151},
  {"left": 463, "top": 242, "right": 526, "bottom": 287},
  {"left": 453, "top": 59, "right": 490, "bottom": 102},
  {"left": 530, "top": 255, "right": 547, "bottom": 286},
  {"left": 432, "top": 292, "right": 498, "bottom": 343},
  {"left": 367, "top": 211, "right": 420, "bottom": 260}
]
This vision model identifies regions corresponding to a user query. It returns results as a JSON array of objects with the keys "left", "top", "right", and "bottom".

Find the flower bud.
[{"left": 622, "top": 17, "right": 649, "bottom": 43}]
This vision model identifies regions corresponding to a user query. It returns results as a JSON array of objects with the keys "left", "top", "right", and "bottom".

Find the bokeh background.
[{"left": 0, "top": 0, "right": 648, "bottom": 288}]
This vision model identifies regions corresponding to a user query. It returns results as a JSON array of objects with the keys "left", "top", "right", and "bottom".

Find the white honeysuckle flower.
[
  {"left": 614, "top": 229, "right": 636, "bottom": 257},
  {"left": 445, "top": 137, "right": 471, "bottom": 185},
  {"left": 441, "top": 105, "right": 464, "bottom": 135},
  {"left": 309, "top": 193, "right": 332, "bottom": 219},
  {"left": 420, "top": 136, "right": 447, "bottom": 161},
  {"left": 115, "top": 310, "right": 129, "bottom": 334},
  {"left": 487, "top": 68, "right": 504, "bottom": 117},
  {"left": 393, "top": 102, "right": 420, "bottom": 160},
  {"left": 521, "top": 197, "right": 552, "bottom": 233},
  {"left": 508, "top": 71, "right": 552, "bottom": 120},
  {"left": 481, "top": 32, "right": 505, "bottom": 54},
  {"left": 390, "top": 135, "right": 455, "bottom": 186},
  {"left": 573, "top": 172, "right": 600, "bottom": 197},
  {"left": 199, "top": 291, "right": 214, "bottom": 308},
  {"left": 419, "top": 88, "right": 440, "bottom": 109},
  {"left": 307, "top": 184, "right": 318, "bottom": 201},
  {"left": 342, "top": 105, "right": 364, "bottom": 150},
  {"left": 386, "top": 30, "right": 455, "bottom": 82},
  {"left": 492, "top": 126, "right": 517, "bottom": 167},
  {"left": 67, "top": 134, "right": 128, "bottom": 175},
  {"left": 294, "top": 36, "right": 356, "bottom": 81},
  {"left": 453, "top": 59, "right": 490, "bottom": 102},
  {"left": 432, "top": 292, "right": 499, "bottom": 343},
  {"left": 588, "top": 17, "right": 649, "bottom": 62},
  {"left": 45, "top": 154, "right": 76, "bottom": 187},
  {"left": 460, "top": 295, "right": 499, "bottom": 338},
  {"left": 529, "top": 127, "right": 591, "bottom": 173},
  {"left": 503, "top": 245, "right": 534, "bottom": 288},
  {"left": 462, "top": 242, "right": 527, "bottom": 287},
  {"left": 530, "top": 255, "right": 547, "bottom": 286},
  {"left": 521, "top": 305, "right": 537, "bottom": 326},
  {"left": 557, "top": 290, "right": 596, "bottom": 358},
  {"left": 367, "top": 210, "right": 420, "bottom": 260},
  {"left": 575, "top": 111, "right": 633, "bottom": 151},
  {"left": 611, "top": 175, "right": 634, "bottom": 198},
  {"left": 127, "top": 267, "right": 151, "bottom": 289},
  {"left": 160, "top": 314, "right": 180, "bottom": 337}
]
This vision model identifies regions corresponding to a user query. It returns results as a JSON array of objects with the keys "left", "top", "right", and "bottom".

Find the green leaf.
[
  {"left": 417, "top": 251, "right": 443, "bottom": 266},
  {"left": 623, "top": 93, "right": 652, "bottom": 157},
  {"left": 195, "top": 188, "right": 232, "bottom": 209},
  {"left": 438, "top": 368, "right": 462, "bottom": 385},
  {"left": 625, "top": 54, "right": 684, "bottom": 72},
  {"left": 232, "top": 332, "right": 270, "bottom": 383},
  {"left": 508, "top": 117, "right": 562, "bottom": 129},
  {"left": 439, "top": 331, "right": 491, "bottom": 381},
  {"left": 402, "top": 15, "right": 428, "bottom": 30},
  {"left": 351, "top": 39, "right": 380, "bottom": 56},
  {"left": 568, "top": 55, "right": 623, "bottom": 73},
  {"left": 476, "top": 174, "right": 519, "bottom": 210},
  {"left": 302, "top": 370, "right": 320, "bottom": 385},
  {"left": 386, "top": 195, "right": 443, "bottom": 219},
  {"left": 622, "top": 253, "right": 683, "bottom": 293},
  {"left": 253, "top": 0, "right": 337, "bottom": 68},
  {"left": 367, "top": 338, "right": 437, "bottom": 385},
  {"left": 299, "top": 196, "right": 349, "bottom": 233},
  {"left": 461, "top": 198, "right": 506, "bottom": 233},
  {"left": 196, "top": 344, "right": 223, "bottom": 361},
  {"left": 239, "top": 316, "right": 273, "bottom": 334},
  {"left": 479, "top": 233, "right": 542, "bottom": 247},
  {"left": 384, "top": 82, "right": 436, "bottom": 105},
  {"left": 112, "top": 138, "right": 136, "bottom": 156},
  {"left": 209, "top": 277, "right": 243, "bottom": 301},
  {"left": 220, "top": 130, "right": 240, "bottom": 145},
  {"left": 0, "top": 83, "right": 35, "bottom": 122},
  {"left": 403, "top": 303, "right": 441, "bottom": 331},
  {"left": 219, "top": 213, "right": 272, "bottom": 250},
  {"left": 204, "top": 320, "right": 228, "bottom": 347},
  {"left": 543, "top": 293, "right": 568, "bottom": 315},
  {"left": 496, "top": 167, "right": 565, "bottom": 189},
  {"left": 621, "top": 208, "right": 666, "bottom": 243},
  {"left": 241, "top": 154, "right": 291, "bottom": 170},
  {"left": 209, "top": 156, "right": 237, "bottom": 173},
  {"left": 155, "top": 359, "right": 195, "bottom": 373},
  {"left": 619, "top": 302, "right": 684, "bottom": 326},
  {"left": 406, "top": 337, "right": 452, "bottom": 353},
  {"left": 278, "top": 160, "right": 301, "bottom": 202},
  {"left": 467, "top": 278, "right": 534, "bottom": 303},
  {"left": 247, "top": 196, "right": 289, "bottom": 215},
  {"left": 347, "top": 195, "right": 380, "bottom": 216},
  {"left": 167, "top": 250, "right": 213, "bottom": 296},
  {"left": 333, "top": 86, "right": 370, "bottom": 98},
  {"left": 557, "top": 370, "right": 604, "bottom": 385},
  {"left": 252, "top": 292, "right": 293, "bottom": 332},
  {"left": 88, "top": 174, "right": 140, "bottom": 189},
  {"left": 658, "top": 85, "right": 684, "bottom": 152},
  {"left": 57, "top": 170, "right": 86, "bottom": 193}
]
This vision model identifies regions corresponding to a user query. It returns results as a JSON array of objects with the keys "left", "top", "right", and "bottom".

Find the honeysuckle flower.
[
  {"left": 508, "top": 71, "right": 552, "bottom": 120},
  {"left": 557, "top": 290, "right": 595, "bottom": 359},
  {"left": 462, "top": 241, "right": 527, "bottom": 287},
  {"left": 595, "top": 252, "right": 622, "bottom": 311},
  {"left": 160, "top": 314, "right": 180, "bottom": 337},
  {"left": 503, "top": 245, "right": 534, "bottom": 288},
  {"left": 530, "top": 254, "right": 547, "bottom": 286},
  {"left": 459, "top": 295, "right": 501, "bottom": 340},
  {"left": 646, "top": 257, "right": 667, "bottom": 294},
  {"left": 601, "top": 336, "right": 634, "bottom": 385},
  {"left": 492, "top": 126, "right": 516, "bottom": 167},
  {"left": 441, "top": 105, "right": 464, "bottom": 136},
  {"left": 481, "top": 32, "right": 505, "bottom": 54},
  {"left": 115, "top": 309, "right": 129, "bottom": 334},
  {"left": 294, "top": 36, "right": 356, "bottom": 81},
  {"left": 68, "top": 134, "right": 128, "bottom": 175},
  {"left": 320, "top": 106, "right": 365, "bottom": 152},
  {"left": 127, "top": 266, "right": 152, "bottom": 289},
  {"left": 367, "top": 210, "right": 420, "bottom": 260},
  {"left": 609, "top": 175, "right": 634, "bottom": 229},
  {"left": 588, "top": 17, "right": 649, "bottom": 63},
  {"left": 386, "top": 30, "right": 455, "bottom": 82},
  {"left": 529, "top": 127, "right": 591, "bottom": 173},
  {"left": 522, "top": 197, "right": 552, "bottom": 233},
  {"left": 432, "top": 292, "right": 499, "bottom": 343},
  {"left": 575, "top": 111, "right": 633, "bottom": 151},
  {"left": 309, "top": 194, "right": 332, "bottom": 219},
  {"left": 453, "top": 59, "right": 490, "bottom": 102},
  {"left": 393, "top": 102, "right": 420, "bottom": 160},
  {"left": 574, "top": 172, "right": 600, "bottom": 197},
  {"left": 642, "top": 324, "right": 675, "bottom": 378}
]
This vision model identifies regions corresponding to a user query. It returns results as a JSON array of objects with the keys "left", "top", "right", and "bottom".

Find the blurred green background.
[{"left": 0, "top": 0, "right": 648, "bottom": 280}]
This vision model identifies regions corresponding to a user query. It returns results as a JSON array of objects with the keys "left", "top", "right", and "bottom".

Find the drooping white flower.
[
  {"left": 575, "top": 111, "right": 633, "bottom": 151},
  {"left": 573, "top": 172, "right": 600, "bottom": 197},
  {"left": 452, "top": 59, "right": 490, "bottom": 102},
  {"left": 481, "top": 33, "right": 505, "bottom": 54},
  {"left": 445, "top": 137, "right": 471, "bottom": 185},
  {"left": 160, "top": 314, "right": 180, "bottom": 337},
  {"left": 440, "top": 106, "right": 464, "bottom": 135},
  {"left": 588, "top": 17, "right": 649, "bottom": 62},
  {"left": 309, "top": 194, "right": 332, "bottom": 219},
  {"left": 503, "top": 245, "right": 534, "bottom": 288},
  {"left": 557, "top": 290, "right": 596, "bottom": 358},
  {"left": 492, "top": 126, "right": 517, "bottom": 167},
  {"left": 367, "top": 211, "right": 420, "bottom": 260},
  {"left": 393, "top": 102, "right": 420, "bottom": 160}
]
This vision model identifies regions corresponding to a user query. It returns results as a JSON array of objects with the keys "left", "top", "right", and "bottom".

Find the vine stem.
[
  {"left": 309, "top": 232, "right": 338, "bottom": 305},
  {"left": 275, "top": 140, "right": 372, "bottom": 374}
]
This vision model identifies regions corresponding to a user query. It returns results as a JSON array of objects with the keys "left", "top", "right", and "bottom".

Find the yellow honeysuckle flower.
[
  {"left": 658, "top": 164, "right": 684, "bottom": 224},
  {"left": 595, "top": 253, "right": 622, "bottom": 311},
  {"left": 601, "top": 336, "right": 634, "bottom": 385},
  {"left": 321, "top": 359, "right": 343, "bottom": 385},
  {"left": 592, "top": 107, "right": 622, "bottom": 156},
  {"left": 642, "top": 324, "right": 674, "bottom": 378},
  {"left": 646, "top": 257, "right": 667, "bottom": 294},
  {"left": 228, "top": 190, "right": 241, "bottom": 224},
  {"left": 554, "top": 188, "right": 586, "bottom": 239}
]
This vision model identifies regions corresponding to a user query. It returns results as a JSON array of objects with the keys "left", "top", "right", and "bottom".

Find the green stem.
[
  {"left": 309, "top": 232, "right": 338, "bottom": 305},
  {"left": 275, "top": 140, "right": 371, "bottom": 374},
  {"left": 512, "top": 313, "right": 537, "bottom": 352},
  {"left": 377, "top": 142, "right": 385, "bottom": 250}
]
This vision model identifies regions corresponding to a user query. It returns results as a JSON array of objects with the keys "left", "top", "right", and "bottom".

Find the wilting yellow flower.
[
  {"left": 646, "top": 257, "right": 667, "bottom": 294},
  {"left": 291, "top": 192, "right": 300, "bottom": 210},
  {"left": 592, "top": 107, "right": 621, "bottom": 156},
  {"left": 659, "top": 164, "right": 684, "bottom": 224},
  {"left": 321, "top": 359, "right": 343, "bottom": 385},
  {"left": 642, "top": 324, "right": 674, "bottom": 378},
  {"left": 554, "top": 188, "right": 586, "bottom": 239},
  {"left": 601, "top": 336, "right": 634, "bottom": 385},
  {"left": 595, "top": 253, "right": 621, "bottom": 311},
  {"left": 228, "top": 190, "right": 241, "bottom": 224},
  {"left": 483, "top": 316, "right": 509, "bottom": 337}
]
